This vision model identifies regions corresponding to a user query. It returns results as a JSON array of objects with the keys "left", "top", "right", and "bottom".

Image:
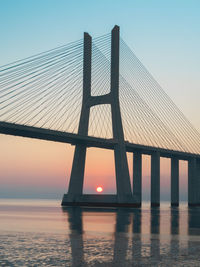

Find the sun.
[{"left": 96, "top": 186, "right": 103, "bottom": 193}]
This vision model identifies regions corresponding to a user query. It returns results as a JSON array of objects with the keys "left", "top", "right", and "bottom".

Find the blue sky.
[{"left": 0, "top": 0, "right": 200, "bottom": 129}]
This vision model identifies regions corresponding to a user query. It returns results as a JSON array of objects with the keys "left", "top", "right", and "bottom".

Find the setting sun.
[{"left": 96, "top": 186, "right": 103, "bottom": 193}]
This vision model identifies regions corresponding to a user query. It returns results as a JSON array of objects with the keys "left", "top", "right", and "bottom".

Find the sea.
[{"left": 0, "top": 199, "right": 200, "bottom": 266}]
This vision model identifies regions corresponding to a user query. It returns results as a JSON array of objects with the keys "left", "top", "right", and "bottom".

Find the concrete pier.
[
  {"left": 151, "top": 152, "right": 160, "bottom": 207},
  {"left": 110, "top": 26, "right": 133, "bottom": 203},
  {"left": 62, "top": 26, "right": 133, "bottom": 207},
  {"left": 171, "top": 157, "right": 179, "bottom": 206},
  {"left": 133, "top": 152, "right": 142, "bottom": 206},
  {"left": 62, "top": 194, "right": 139, "bottom": 207},
  {"left": 188, "top": 158, "right": 198, "bottom": 206},
  {"left": 67, "top": 32, "right": 91, "bottom": 202},
  {"left": 197, "top": 159, "right": 200, "bottom": 205}
]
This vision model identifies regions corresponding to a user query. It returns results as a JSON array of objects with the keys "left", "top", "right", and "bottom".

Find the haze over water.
[{"left": 0, "top": 199, "right": 200, "bottom": 266}]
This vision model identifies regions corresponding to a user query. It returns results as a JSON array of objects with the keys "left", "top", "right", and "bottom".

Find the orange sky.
[{"left": 0, "top": 133, "right": 188, "bottom": 200}]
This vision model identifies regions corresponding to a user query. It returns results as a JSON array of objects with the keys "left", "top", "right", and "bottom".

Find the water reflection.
[
  {"left": 171, "top": 207, "right": 179, "bottom": 235},
  {"left": 188, "top": 207, "right": 200, "bottom": 235},
  {"left": 132, "top": 209, "right": 141, "bottom": 260},
  {"left": 61, "top": 206, "right": 200, "bottom": 266},
  {"left": 67, "top": 208, "right": 84, "bottom": 266},
  {"left": 150, "top": 207, "right": 160, "bottom": 258},
  {"left": 113, "top": 209, "right": 131, "bottom": 265},
  {"left": 1, "top": 200, "right": 200, "bottom": 266},
  {"left": 170, "top": 208, "right": 179, "bottom": 256}
]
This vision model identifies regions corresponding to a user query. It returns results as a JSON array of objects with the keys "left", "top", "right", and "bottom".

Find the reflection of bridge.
[
  {"left": 0, "top": 26, "right": 200, "bottom": 207},
  {"left": 63, "top": 206, "right": 200, "bottom": 266}
]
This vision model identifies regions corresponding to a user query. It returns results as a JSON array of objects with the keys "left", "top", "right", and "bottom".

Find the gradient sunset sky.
[{"left": 0, "top": 0, "right": 199, "bottom": 200}]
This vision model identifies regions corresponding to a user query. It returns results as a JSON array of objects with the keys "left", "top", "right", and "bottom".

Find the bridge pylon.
[{"left": 62, "top": 25, "right": 135, "bottom": 207}]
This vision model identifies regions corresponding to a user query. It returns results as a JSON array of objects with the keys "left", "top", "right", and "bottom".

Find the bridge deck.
[{"left": 0, "top": 121, "right": 199, "bottom": 160}]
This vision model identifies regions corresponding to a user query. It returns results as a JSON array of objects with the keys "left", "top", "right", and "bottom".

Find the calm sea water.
[{"left": 0, "top": 199, "right": 200, "bottom": 266}]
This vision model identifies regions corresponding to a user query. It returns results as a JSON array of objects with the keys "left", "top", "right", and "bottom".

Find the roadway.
[{"left": 0, "top": 121, "right": 199, "bottom": 160}]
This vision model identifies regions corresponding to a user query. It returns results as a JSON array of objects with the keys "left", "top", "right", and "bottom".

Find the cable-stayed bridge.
[{"left": 0, "top": 26, "right": 200, "bottom": 207}]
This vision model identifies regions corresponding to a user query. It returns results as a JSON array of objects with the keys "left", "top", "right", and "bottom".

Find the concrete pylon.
[
  {"left": 66, "top": 32, "right": 91, "bottom": 202},
  {"left": 133, "top": 152, "right": 142, "bottom": 206},
  {"left": 171, "top": 157, "right": 179, "bottom": 206},
  {"left": 151, "top": 151, "right": 160, "bottom": 207},
  {"left": 197, "top": 159, "right": 200, "bottom": 205},
  {"left": 110, "top": 26, "right": 133, "bottom": 203},
  {"left": 188, "top": 157, "right": 199, "bottom": 206},
  {"left": 62, "top": 26, "right": 133, "bottom": 206}
]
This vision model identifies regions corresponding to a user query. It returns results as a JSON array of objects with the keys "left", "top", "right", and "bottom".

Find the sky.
[{"left": 0, "top": 0, "right": 199, "bottom": 200}]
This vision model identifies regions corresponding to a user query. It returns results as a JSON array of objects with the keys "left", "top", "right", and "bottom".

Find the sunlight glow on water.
[{"left": 0, "top": 199, "right": 200, "bottom": 266}]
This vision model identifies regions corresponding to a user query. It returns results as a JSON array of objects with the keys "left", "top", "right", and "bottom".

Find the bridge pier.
[
  {"left": 151, "top": 152, "right": 160, "bottom": 207},
  {"left": 171, "top": 157, "right": 179, "bottom": 206},
  {"left": 111, "top": 26, "right": 133, "bottom": 203},
  {"left": 66, "top": 145, "right": 87, "bottom": 201},
  {"left": 133, "top": 152, "right": 142, "bottom": 206},
  {"left": 62, "top": 25, "right": 134, "bottom": 207},
  {"left": 63, "top": 32, "right": 91, "bottom": 203},
  {"left": 197, "top": 159, "right": 200, "bottom": 205},
  {"left": 188, "top": 158, "right": 196, "bottom": 206},
  {"left": 188, "top": 157, "right": 200, "bottom": 206}
]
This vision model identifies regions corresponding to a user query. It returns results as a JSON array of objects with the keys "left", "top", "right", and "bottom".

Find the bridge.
[{"left": 0, "top": 25, "right": 200, "bottom": 207}]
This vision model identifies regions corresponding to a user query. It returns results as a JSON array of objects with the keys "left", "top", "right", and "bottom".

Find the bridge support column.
[
  {"left": 62, "top": 32, "right": 92, "bottom": 203},
  {"left": 111, "top": 26, "right": 132, "bottom": 203},
  {"left": 171, "top": 157, "right": 179, "bottom": 206},
  {"left": 188, "top": 157, "right": 199, "bottom": 206},
  {"left": 62, "top": 26, "right": 133, "bottom": 207},
  {"left": 151, "top": 152, "right": 160, "bottom": 207},
  {"left": 133, "top": 152, "right": 142, "bottom": 206},
  {"left": 197, "top": 159, "right": 200, "bottom": 205}
]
